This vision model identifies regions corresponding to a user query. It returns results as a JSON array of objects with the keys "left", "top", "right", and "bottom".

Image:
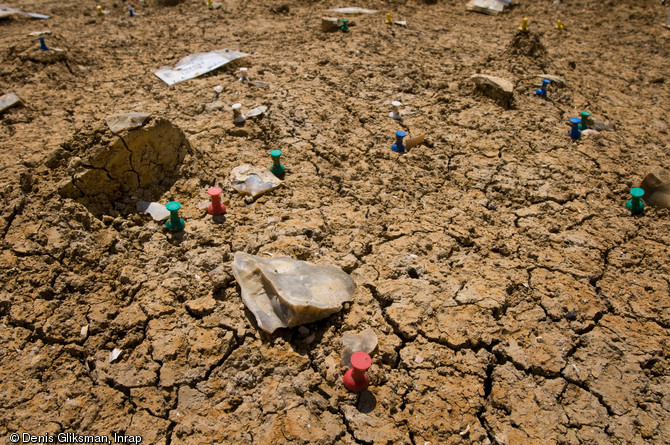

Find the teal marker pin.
[
  {"left": 578, "top": 111, "right": 591, "bottom": 131},
  {"left": 270, "top": 150, "right": 285, "bottom": 177},
  {"left": 625, "top": 188, "right": 645, "bottom": 215},
  {"left": 165, "top": 201, "right": 185, "bottom": 231}
]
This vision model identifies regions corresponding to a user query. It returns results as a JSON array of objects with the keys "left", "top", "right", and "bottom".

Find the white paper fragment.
[
  {"left": 341, "top": 328, "right": 378, "bottom": 366},
  {"left": 106, "top": 112, "right": 151, "bottom": 134},
  {"left": 230, "top": 164, "right": 283, "bottom": 198},
  {"left": 232, "top": 252, "right": 356, "bottom": 333},
  {"left": 393, "top": 21, "right": 407, "bottom": 27},
  {"left": 137, "top": 201, "right": 171, "bottom": 221},
  {"left": 0, "top": 3, "right": 49, "bottom": 19},
  {"left": 108, "top": 348, "right": 122, "bottom": 362},
  {"left": 0, "top": 93, "right": 22, "bottom": 114},
  {"left": 460, "top": 425, "right": 471, "bottom": 436},
  {"left": 246, "top": 105, "right": 267, "bottom": 118},
  {"left": 327, "top": 7, "right": 377, "bottom": 14},
  {"left": 155, "top": 49, "right": 249, "bottom": 86}
]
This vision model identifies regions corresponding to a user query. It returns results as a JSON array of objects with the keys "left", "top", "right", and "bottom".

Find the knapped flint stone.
[
  {"left": 232, "top": 252, "right": 356, "bottom": 333},
  {"left": 106, "top": 112, "right": 151, "bottom": 134},
  {"left": 640, "top": 168, "right": 670, "bottom": 209},
  {"left": 0, "top": 92, "right": 22, "bottom": 114}
]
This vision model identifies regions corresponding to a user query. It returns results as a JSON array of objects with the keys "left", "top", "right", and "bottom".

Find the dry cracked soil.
[{"left": 1, "top": 0, "right": 670, "bottom": 444}]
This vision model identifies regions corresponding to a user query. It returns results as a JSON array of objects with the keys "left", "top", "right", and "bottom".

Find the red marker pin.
[
  {"left": 207, "top": 187, "right": 226, "bottom": 215},
  {"left": 343, "top": 351, "right": 371, "bottom": 392}
]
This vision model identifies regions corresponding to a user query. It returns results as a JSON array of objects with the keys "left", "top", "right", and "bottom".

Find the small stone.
[
  {"left": 108, "top": 348, "right": 122, "bottom": 362},
  {"left": 565, "top": 310, "right": 578, "bottom": 321},
  {"left": 342, "top": 328, "right": 378, "bottom": 366},
  {"left": 594, "top": 121, "right": 615, "bottom": 131},
  {"left": 230, "top": 164, "right": 283, "bottom": 198},
  {"left": 0, "top": 92, "right": 22, "bottom": 114},
  {"left": 105, "top": 112, "right": 151, "bottom": 134},
  {"left": 640, "top": 168, "right": 670, "bottom": 209},
  {"left": 137, "top": 201, "right": 170, "bottom": 221},
  {"left": 415, "top": 355, "right": 424, "bottom": 363},
  {"left": 536, "top": 74, "right": 568, "bottom": 88},
  {"left": 80, "top": 325, "right": 89, "bottom": 338}
]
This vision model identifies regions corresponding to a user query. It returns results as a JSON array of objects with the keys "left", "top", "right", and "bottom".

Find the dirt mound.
[{"left": 58, "top": 116, "right": 192, "bottom": 216}]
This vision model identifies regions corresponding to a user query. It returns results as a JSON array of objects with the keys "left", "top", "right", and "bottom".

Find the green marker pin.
[
  {"left": 270, "top": 150, "right": 285, "bottom": 178},
  {"left": 625, "top": 188, "right": 645, "bottom": 215},
  {"left": 165, "top": 201, "right": 185, "bottom": 231},
  {"left": 578, "top": 111, "right": 591, "bottom": 131},
  {"left": 340, "top": 19, "right": 349, "bottom": 32}
]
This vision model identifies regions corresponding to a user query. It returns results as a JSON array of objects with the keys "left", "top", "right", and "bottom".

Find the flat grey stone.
[
  {"left": 106, "top": 112, "right": 151, "bottom": 134},
  {"left": 0, "top": 92, "right": 22, "bottom": 114}
]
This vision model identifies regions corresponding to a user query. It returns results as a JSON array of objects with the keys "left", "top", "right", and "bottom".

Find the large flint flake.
[{"left": 232, "top": 252, "right": 356, "bottom": 333}]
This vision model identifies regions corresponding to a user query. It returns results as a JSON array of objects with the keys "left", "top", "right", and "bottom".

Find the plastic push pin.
[
  {"left": 536, "top": 79, "right": 551, "bottom": 97},
  {"left": 343, "top": 351, "right": 371, "bottom": 392},
  {"left": 626, "top": 188, "right": 645, "bottom": 215},
  {"left": 556, "top": 19, "right": 564, "bottom": 30},
  {"left": 97, "top": 5, "right": 104, "bottom": 15},
  {"left": 270, "top": 149, "right": 285, "bottom": 177},
  {"left": 389, "top": 101, "right": 402, "bottom": 120},
  {"left": 165, "top": 201, "right": 185, "bottom": 232},
  {"left": 37, "top": 37, "right": 48, "bottom": 51},
  {"left": 232, "top": 103, "right": 246, "bottom": 125},
  {"left": 206, "top": 0, "right": 213, "bottom": 9},
  {"left": 128, "top": 7, "right": 135, "bottom": 17},
  {"left": 340, "top": 19, "right": 349, "bottom": 32},
  {"left": 385, "top": 13, "right": 392, "bottom": 25},
  {"left": 578, "top": 111, "right": 591, "bottom": 131},
  {"left": 207, "top": 187, "right": 226, "bottom": 215},
  {"left": 569, "top": 117, "right": 581, "bottom": 140},
  {"left": 239, "top": 67, "right": 249, "bottom": 82},
  {"left": 519, "top": 17, "right": 529, "bottom": 32},
  {"left": 391, "top": 130, "right": 406, "bottom": 153}
]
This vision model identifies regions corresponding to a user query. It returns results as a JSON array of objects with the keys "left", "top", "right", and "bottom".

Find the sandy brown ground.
[{"left": 1, "top": 0, "right": 670, "bottom": 444}]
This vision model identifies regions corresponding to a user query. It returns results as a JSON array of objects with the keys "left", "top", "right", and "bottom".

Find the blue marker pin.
[
  {"left": 536, "top": 79, "right": 550, "bottom": 97},
  {"left": 391, "top": 130, "right": 407, "bottom": 153},
  {"left": 569, "top": 117, "right": 581, "bottom": 140},
  {"left": 37, "top": 37, "right": 49, "bottom": 50},
  {"left": 128, "top": 7, "right": 135, "bottom": 17},
  {"left": 625, "top": 188, "right": 645, "bottom": 215}
]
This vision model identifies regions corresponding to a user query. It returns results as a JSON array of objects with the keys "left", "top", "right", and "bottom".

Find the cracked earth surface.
[{"left": 1, "top": 0, "right": 669, "bottom": 444}]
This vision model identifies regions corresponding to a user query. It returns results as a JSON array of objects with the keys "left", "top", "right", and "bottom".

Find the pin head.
[
  {"left": 556, "top": 20, "right": 564, "bottom": 30},
  {"left": 385, "top": 12, "right": 392, "bottom": 24},
  {"left": 207, "top": 186, "right": 222, "bottom": 198},
  {"left": 128, "top": 7, "right": 135, "bottom": 17},
  {"left": 166, "top": 201, "right": 181, "bottom": 212}
]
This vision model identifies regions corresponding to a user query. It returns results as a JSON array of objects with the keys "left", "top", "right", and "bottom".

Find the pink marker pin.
[
  {"left": 343, "top": 351, "right": 371, "bottom": 392},
  {"left": 207, "top": 187, "right": 226, "bottom": 215}
]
